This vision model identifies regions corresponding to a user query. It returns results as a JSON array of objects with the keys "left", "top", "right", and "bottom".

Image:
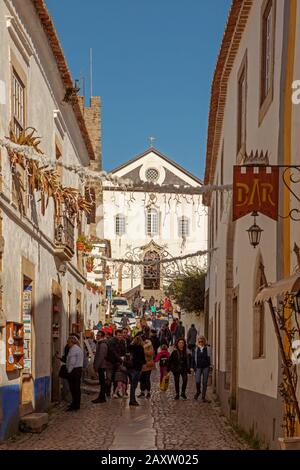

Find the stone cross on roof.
[{"left": 148, "top": 136, "right": 156, "bottom": 148}]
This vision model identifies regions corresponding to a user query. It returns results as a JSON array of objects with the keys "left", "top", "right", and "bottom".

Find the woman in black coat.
[
  {"left": 127, "top": 335, "right": 146, "bottom": 406},
  {"left": 167, "top": 338, "right": 191, "bottom": 400}
]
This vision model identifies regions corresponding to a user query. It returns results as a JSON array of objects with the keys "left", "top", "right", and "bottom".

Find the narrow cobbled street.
[{"left": 1, "top": 371, "right": 248, "bottom": 450}]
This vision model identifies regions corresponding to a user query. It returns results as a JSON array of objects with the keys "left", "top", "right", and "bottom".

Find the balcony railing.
[{"left": 54, "top": 215, "right": 75, "bottom": 259}]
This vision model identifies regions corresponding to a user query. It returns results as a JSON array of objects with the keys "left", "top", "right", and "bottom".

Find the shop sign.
[{"left": 233, "top": 165, "right": 279, "bottom": 221}]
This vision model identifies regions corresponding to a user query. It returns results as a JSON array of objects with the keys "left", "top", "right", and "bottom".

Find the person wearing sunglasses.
[{"left": 191, "top": 336, "right": 211, "bottom": 403}]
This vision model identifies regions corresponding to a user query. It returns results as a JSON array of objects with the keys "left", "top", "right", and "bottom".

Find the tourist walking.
[
  {"left": 92, "top": 331, "right": 108, "bottom": 404},
  {"left": 191, "top": 336, "right": 211, "bottom": 402},
  {"left": 170, "top": 318, "right": 178, "bottom": 346},
  {"left": 187, "top": 324, "right": 198, "bottom": 351},
  {"left": 154, "top": 344, "right": 170, "bottom": 384},
  {"left": 175, "top": 320, "right": 185, "bottom": 341},
  {"left": 127, "top": 335, "right": 146, "bottom": 406},
  {"left": 159, "top": 323, "right": 171, "bottom": 347},
  {"left": 105, "top": 330, "right": 123, "bottom": 397},
  {"left": 138, "top": 337, "right": 155, "bottom": 398},
  {"left": 150, "top": 329, "right": 160, "bottom": 356},
  {"left": 66, "top": 335, "right": 84, "bottom": 411},
  {"left": 167, "top": 338, "right": 191, "bottom": 400}
]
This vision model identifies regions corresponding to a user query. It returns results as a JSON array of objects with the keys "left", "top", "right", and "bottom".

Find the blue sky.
[{"left": 45, "top": 0, "right": 231, "bottom": 178}]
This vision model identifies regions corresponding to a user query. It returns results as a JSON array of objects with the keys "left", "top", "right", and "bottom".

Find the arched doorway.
[{"left": 143, "top": 251, "right": 160, "bottom": 290}]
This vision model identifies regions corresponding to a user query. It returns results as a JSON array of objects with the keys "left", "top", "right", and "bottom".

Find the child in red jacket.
[{"left": 155, "top": 345, "right": 170, "bottom": 384}]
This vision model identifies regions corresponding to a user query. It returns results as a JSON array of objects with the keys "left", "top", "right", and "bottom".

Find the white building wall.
[
  {"left": 0, "top": 0, "right": 93, "bottom": 439},
  {"left": 103, "top": 188, "right": 207, "bottom": 293},
  {"left": 208, "top": 0, "right": 286, "bottom": 404}
]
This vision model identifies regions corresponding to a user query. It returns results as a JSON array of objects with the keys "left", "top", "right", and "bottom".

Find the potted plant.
[
  {"left": 86, "top": 257, "right": 94, "bottom": 272},
  {"left": 76, "top": 234, "right": 86, "bottom": 251},
  {"left": 84, "top": 240, "right": 93, "bottom": 253}
]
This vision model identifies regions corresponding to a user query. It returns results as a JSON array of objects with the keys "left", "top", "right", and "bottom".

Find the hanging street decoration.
[
  {"left": 233, "top": 165, "right": 279, "bottom": 221},
  {"left": 0, "top": 136, "right": 232, "bottom": 197},
  {"left": 2, "top": 128, "right": 92, "bottom": 220}
]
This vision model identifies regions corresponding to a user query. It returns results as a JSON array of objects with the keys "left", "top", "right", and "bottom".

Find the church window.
[
  {"left": 147, "top": 208, "right": 158, "bottom": 235},
  {"left": 178, "top": 216, "right": 189, "bottom": 237},
  {"left": 115, "top": 214, "right": 125, "bottom": 236},
  {"left": 145, "top": 168, "right": 159, "bottom": 182}
]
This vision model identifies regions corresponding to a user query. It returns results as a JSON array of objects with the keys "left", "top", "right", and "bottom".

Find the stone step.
[
  {"left": 19, "top": 401, "right": 33, "bottom": 418},
  {"left": 20, "top": 413, "right": 49, "bottom": 433}
]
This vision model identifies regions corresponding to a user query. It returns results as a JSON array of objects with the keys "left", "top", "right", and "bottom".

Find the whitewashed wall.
[
  {"left": 0, "top": 0, "right": 91, "bottom": 418},
  {"left": 102, "top": 188, "right": 207, "bottom": 293},
  {"left": 207, "top": 0, "right": 286, "bottom": 400}
]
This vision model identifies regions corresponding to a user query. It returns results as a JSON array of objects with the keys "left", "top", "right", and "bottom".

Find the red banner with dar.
[{"left": 233, "top": 166, "right": 279, "bottom": 221}]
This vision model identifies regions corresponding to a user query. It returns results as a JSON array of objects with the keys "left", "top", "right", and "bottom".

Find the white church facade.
[{"left": 100, "top": 148, "right": 207, "bottom": 298}]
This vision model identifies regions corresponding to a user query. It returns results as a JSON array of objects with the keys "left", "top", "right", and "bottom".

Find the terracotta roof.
[
  {"left": 31, "top": 0, "right": 95, "bottom": 160},
  {"left": 110, "top": 147, "right": 203, "bottom": 186},
  {"left": 204, "top": 0, "right": 253, "bottom": 196}
]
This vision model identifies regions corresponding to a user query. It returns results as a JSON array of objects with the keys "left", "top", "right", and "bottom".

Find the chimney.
[{"left": 80, "top": 96, "right": 102, "bottom": 170}]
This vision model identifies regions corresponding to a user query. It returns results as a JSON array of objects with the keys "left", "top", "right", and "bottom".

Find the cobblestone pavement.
[{"left": 1, "top": 370, "right": 249, "bottom": 450}]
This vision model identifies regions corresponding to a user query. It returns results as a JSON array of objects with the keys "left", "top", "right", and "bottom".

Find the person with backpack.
[
  {"left": 92, "top": 331, "right": 108, "bottom": 404},
  {"left": 154, "top": 344, "right": 170, "bottom": 385}
]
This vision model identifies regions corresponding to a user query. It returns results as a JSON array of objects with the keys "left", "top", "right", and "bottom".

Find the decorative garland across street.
[
  {"left": 0, "top": 137, "right": 232, "bottom": 195},
  {"left": 1, "top": 130, "right": 92, "bottom": 219},
  {"left": 91, "top": 248, "right": 215, "bottom": 266}
]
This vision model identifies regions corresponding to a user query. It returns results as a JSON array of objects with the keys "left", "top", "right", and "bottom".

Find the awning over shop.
[{"left": 255, "top": 271, "right": 300, "bottom": 304}]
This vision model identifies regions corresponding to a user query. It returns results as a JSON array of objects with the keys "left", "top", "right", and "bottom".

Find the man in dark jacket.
[
  {"left": 175, "top": 321, "right": 185, "bottom": 340},
  {"left": 191, "top": 336, "right": 211, "bottom": 402},
  {"left": 187, "top": 324, "right": 198, "bottom": 351},
  {"left": 159, "top": 324, "right": 171, "bottom": 347},
  {"left": 150, "top": 329, "right": 160, "bottom": 356},
  {"left": 106, "top": 330, "right": 123, "bottom": 396},
  {"left": 92, "top": 331, "right": 108, "bottom": 403}
]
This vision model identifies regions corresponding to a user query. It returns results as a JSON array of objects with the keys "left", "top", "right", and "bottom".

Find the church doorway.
[{"left": 143, "top": 251, "right": 160, "bottom": 290}]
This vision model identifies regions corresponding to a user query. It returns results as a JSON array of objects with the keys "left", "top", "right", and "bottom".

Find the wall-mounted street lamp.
[{"left": 247, "top": 211, "right": 263, "bottom": 248}]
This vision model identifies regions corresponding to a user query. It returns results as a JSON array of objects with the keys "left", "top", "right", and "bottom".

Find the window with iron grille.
[
  {"left": 115, "top": 214, "right": 125, "bottom": 235},
  {"left": 145, "top": 168, "right": 159, "bottom": 182},
  {"left": 12, "top": 69, "right": 25, "bottom": 137},
  {"left": 147, "top": 208, "right": 158, "bottom": 235},
  {"left": 178, "top": 216, "right": 189, "bottom": 237}
]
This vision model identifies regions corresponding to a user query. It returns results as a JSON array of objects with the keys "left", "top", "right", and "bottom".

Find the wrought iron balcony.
[{"left": 54, "top": 215, "right": 75, "bottom": 261}]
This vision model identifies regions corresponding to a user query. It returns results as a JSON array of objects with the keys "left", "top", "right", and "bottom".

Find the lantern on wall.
[{"left": 247, "top": 211, "right": 263, "bottom": 248}]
